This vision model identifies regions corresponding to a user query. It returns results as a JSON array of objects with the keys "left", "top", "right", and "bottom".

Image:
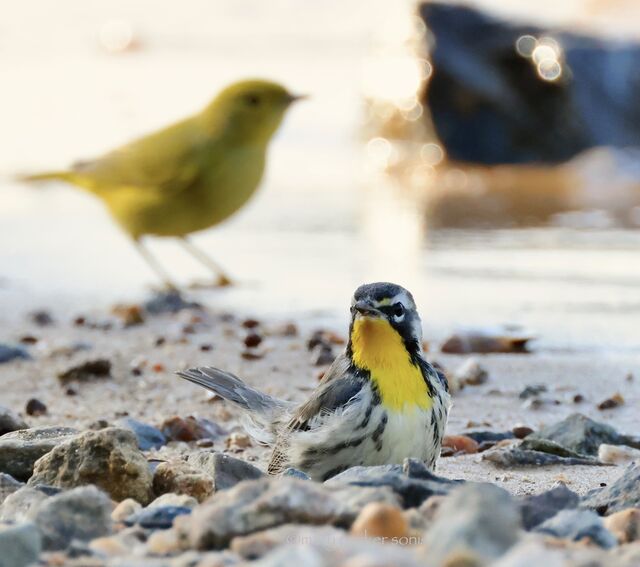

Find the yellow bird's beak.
[
  {"left": 353, "top": 301, "right": 382, "bottom": 318},
  {"left": 286, "top": 93, "right": 309, "bottom": 104}
]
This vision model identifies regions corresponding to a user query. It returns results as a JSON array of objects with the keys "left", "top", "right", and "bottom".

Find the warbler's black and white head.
[{"left": 348, "top": 282, "right": 423, "bottom": 359}]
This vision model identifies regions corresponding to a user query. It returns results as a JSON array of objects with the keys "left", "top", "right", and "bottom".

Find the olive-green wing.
[
  {"left": 71, "top": 117, "right": 214, "bottom": 195},
  {"left": 267, "top": 354, "right": 366, "bottom": 474}
]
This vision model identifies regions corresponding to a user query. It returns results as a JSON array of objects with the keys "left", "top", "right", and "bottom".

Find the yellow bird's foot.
[{"left": 188, "top": 275, "right": 234, "bottom": 290}]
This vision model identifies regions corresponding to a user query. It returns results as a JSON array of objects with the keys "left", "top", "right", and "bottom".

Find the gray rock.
[
  {"left": 0, "top": 486, "right": 54, "bottom": 522},
  {"left": 423, "top": 483, "right": 521, "bottom": 566},
  {"left": 483, "top": 447, "right": 604, "bottom": 468},
  {"left": 144, "top": 290, "right": 201, "bottom": 314},
  {"left": 230, "top": 524, "right": 346, "bottom": 560},
  {"left": 187, "top": 451, "right": 264, "bottom": 491},
  {"left": 32, "top": 485, "right": 112, "bottom": 550},
  {"left": 148, "top": 493, "right": 197, "bottom": 509},
  {"left": 525, "top": 413, "right": 640, "bottom": 457},
  {"left": 153, "top": 460, "right": 214, "bottom": 503},
  {"left": 582, "top": 464, "right": 640, "bottom": 515},
  {"left": 535, "top": 509, "right": 617, "bottom": 548},
  {"left": 116, "top": 417, "right": 167, "bottom": 451},
  {"left": 466, "top": 430, "right": 515, "bottom": 444},
  {"left": 282, "top": 468, "right": 311, "bottom": 480},
  {"left": 0, "top": 426, "right": 79, "bottom": 481},
  {"left": 0, "top": 522, "right": 42, "bottom": 567},
  {"left": 0, "top": 473, "right": 23, "bottom": 506},
  {"left": 183, "top": 477, "right": 397, "bottom": 550},
  {"left": 252, "top": 532, "right": 424, "bottom": 567},
  {"left": 325, "top": 459, "right": 462, "bottom": 508},
  {"left": 0, "top": 406, "right": 29, "bottom": 436},
  {"left": 0, "top": 344, "right": 31, "bottom": 364},
  {"left": 519, "top": 483, "right": 579, "bottom": 530},
  {"left": 125, "top": 505, "right": 192, "bottom": 530},
  {"left": 28, "top": 427, "right": 154, "bottom": 504}
]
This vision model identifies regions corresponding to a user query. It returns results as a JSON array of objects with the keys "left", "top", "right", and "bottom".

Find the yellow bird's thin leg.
[
  {"left": 132, "top": 238, "right": 179, "bottom": 290},
  {"left": 178, "top": 237, "right": 233, "bottom": 287}
]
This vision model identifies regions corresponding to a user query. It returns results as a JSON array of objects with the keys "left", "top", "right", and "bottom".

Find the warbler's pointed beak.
[
  {"left": 286, "top": 93, "right": 309, "bottom": 104},
  {"left": 353, "top": 301, "right": 382, "bottom": 318}
]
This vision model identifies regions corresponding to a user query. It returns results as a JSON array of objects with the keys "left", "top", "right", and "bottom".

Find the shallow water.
[{"left": 1, "top": 0, "right": 640, "bottom": 353}]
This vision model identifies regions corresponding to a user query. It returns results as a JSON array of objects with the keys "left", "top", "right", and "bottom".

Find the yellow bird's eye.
[
  {"left": 392, "top": 303, "right": 405, "bottom": 318},
  {"left": 245, "top": 94, "right": 261, "bottom": 107}
]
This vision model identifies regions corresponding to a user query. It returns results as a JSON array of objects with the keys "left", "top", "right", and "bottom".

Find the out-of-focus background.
[{"left": 2, "top": 0, "right": 640, "bottom": 351}]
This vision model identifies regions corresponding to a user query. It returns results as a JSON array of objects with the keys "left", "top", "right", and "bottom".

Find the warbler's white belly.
[
  {"left": 287, "top": 383, "right": 449, "bottom": 480},
  {"left": 370, "top": 408, "right": 435, "bottom": 465}
]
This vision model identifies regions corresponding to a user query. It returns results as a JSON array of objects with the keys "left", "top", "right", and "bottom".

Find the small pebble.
[
  {"left": 30, "top": 310, "right": 55, "bottom": 326},
  {"left": 25, "top": 398, "right": 47, "bottom": 416},
  {"left": 19, "top": 335, "right": 39, "bottom": 345},
  {"left": 199, "top": 343, "right": 213, "bottom": 352},
  {"left": 573, "top": 394, "right": 585, "bottom": 403},
  {"left": 226, "top": 432, "right": 252, "bottom": 451},
  {"left": 351, "top": 502, "right": 409, "bottom": 539},
  {"left": 512, "top": 425, "right": 534, "bottom": 439},
  {"left": 241, "top": 318, "right": 260, "bottom": 329},
  {"left": 152, "top": 363, "right": 165, "bottom": 373},
  {"left": 598, "top": 444, "right": 640, "bottom": 465},
  {"left": 603, "top": 508, "right": 640, "bottom": 543},
  {"left": 442, "top": 435, "right": 478, "bottom": 455},
  {"left": 111, "top": 304, "right": 145, "bottom": 326},
  {"left": 244, "top": 332, "right": 263, "bottom": 348},
  {"left": 311, "top": 344, "right": 334, "bottom": 366},
  {"left": 241, "top": 350, "right": 265, "bottom": 360},
  {"left": 453, "top": 358, "right": 489, "bottom": 387},
  {"left": 597, "top": 393, "right": 624, "bottom": 410},
  {"left": 111, "top": 498, "right": 142, "bottom": 522},
  {"left": 146, "top": 529, "right": 182, "bottom": 555}
]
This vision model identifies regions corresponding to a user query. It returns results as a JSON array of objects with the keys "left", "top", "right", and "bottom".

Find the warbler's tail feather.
[
  {"left": 17, "top": 171, "right": 75, "bottom": 184},
  {"left": 177, "top": 366, "right": 292, "bottom": 445}
]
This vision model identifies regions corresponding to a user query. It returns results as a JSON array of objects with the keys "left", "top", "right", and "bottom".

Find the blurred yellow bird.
[{"left": 20, "top": 79, "right": 304, "bottom": 288}]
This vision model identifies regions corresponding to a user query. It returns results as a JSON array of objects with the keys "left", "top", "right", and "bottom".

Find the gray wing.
[{"left": 268, "top": 354, "right": 366, "bottom": 474}]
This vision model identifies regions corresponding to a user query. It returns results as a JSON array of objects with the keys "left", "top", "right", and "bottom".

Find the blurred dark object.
[{"left": 420, "top": 3, "right": 640, "bottom": 165}]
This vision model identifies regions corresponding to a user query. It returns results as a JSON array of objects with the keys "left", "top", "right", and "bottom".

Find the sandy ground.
[{"left": 2, "top": 299, "right": 638, "bottom": 498}]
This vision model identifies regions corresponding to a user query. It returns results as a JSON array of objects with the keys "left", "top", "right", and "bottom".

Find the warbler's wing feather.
[
  {"left": 418, "top": 357, "right": 449, "bottom": 394},
  {"left": 268, "top": 354, "right": 366, "bottom": 474},
  {"left": 71, "top": 116, "right": 215, "bottom": 195}
]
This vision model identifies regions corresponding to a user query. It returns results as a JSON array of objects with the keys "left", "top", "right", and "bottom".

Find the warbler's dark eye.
[
  {"left": 245, "top": 94, "right": 261, "bottom": 106},
  {"left": 392, "top": 303, "right": 405, "bottom": 318}
]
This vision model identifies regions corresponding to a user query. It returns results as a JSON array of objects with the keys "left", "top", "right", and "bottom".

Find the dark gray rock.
[
  {"left": 519, "top": 483, "right": 579, "bottom": 530},
  {"left": 144, "top": 290, "right": 201, "bottom": 314},
  {"left": 483, "top": 447, "right": 605, "bottom": 468},
  {"left": 525, "top": 413, "right": 640, "bottom": 457},
  {"left": 424, "top": 483, "right": 521, "bottom": 566},
  {"left": 535, "top": 509, "right": 617, "bottom": 548},
  {"left": 125, "top": 505, "right": 192, "bottom": 529},
  {"left": 183, "top": 477, "right": 397, "bottom": 550},
  {"left": 325, "top": 459, "right": 463, "bottom": 508},
  {"left": 0, "top": 426, "right": 79, "bottom": 481},
  {"left": 0, "top": 522, "right": 42, "bottom": 567},
  {"left": 582, "top": 464, "right": 640, "bottom": 515},
  {"left": 28, "top": 427, "right": 154, "bottom": 505},
  {"left": 0, "top": 344, "right": 31, "bottom": 364},
  {"left": 0, "top": 473, "right": 23, "bottom": 506},
  {"left": 420, "top": 3, "right": 640, "bottom": 166},
  {"left": 0, "top": 406, "right": 29, "bottom": 436},
  {"left": 466, "top": 430, "right": 515, "bottom": 444},
  {"left": 0, "top": 486, "right": 50, "bottom": 522},
  {"left": 32, "top": 485, "right": 112, "bottom": 550},
  {"left": 187, "top": 451, "right": 264, "bottom": 491},
  {"left": 57, "top": 358, "right": 111, "bottom": 385},
  {"left": 282, "top": 468, "right": 311, "bottom": 480},
  {"left": 116, "top": 417, "right": 167, "bottom": 451}
]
